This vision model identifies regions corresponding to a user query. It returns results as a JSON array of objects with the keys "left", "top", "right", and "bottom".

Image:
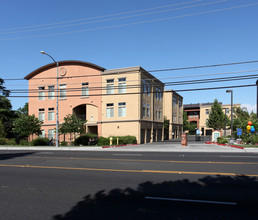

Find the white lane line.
[
  {"left": 113, "top": 154, "right": 143, "bottom": 156},
  {"left": 145, "top": 196, "right": 237, "bottom": 205},
  {"left": 220, "top": 156, "right": 258, "bottom": 158}
]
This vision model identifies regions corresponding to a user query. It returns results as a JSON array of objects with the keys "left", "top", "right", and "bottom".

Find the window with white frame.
[
  {"left": 82, "top": 82, "right": 89, "bottom": 97},
  {"left": 48, "top": 108, "right": 55, "bottom": 121},
  {"left": 225, "top": 108, "right": 229, "bottom": 114},
  {"left": 155, "top": 107, "right": 158, "bottom": 119},
  {"left": 59, "top": 84, "right": 66, "bottom": 99},
  {"left": 39, "top": 130, "right": 45, "bottom": 138},
  {"left": 48, "top": 86, "right": 55, "bottom": 100},
  {"left": 146, "top": 82, "right": 150, "bottom": 96},
  {"left": 106, "top": 79, "right": 114, "bottom": 94},
  {"left": 48, "top": 129, "right": 55, "bottom": 140},
  {"left": 106, "top": 103, "right": 114, "bottom": 118},
  {"left": 118, "top": 102, "right": 126, "bottom": 117},
  {"left": 205, "top": 109, "right": 210, "bottom": 115},
  {"left": 38, "top": 86, "right": 45, "bottom": 100},
  {"left": 156, "top": 87, "right": 159, "bottom": 100},
  {"left": 38, "top": 108, "right": 45, "bottom": 121},
  {"left": 142, "top": 103, "right": 146, "bottom": 117},
  {"left": 142, "top": 80, "right": 146, "bottom": 94},
  {"left": 146, "top": 104, "right": 150, "bottom": 117},
  {"left": 118, "top": 78, "right": 126, "bottom": 93}
]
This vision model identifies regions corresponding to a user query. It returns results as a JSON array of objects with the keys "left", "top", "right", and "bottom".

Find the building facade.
[
  {"left": 25, "top": 61, "right": 182, "bottom": 144},
  {"left": 184, "top": 102, "right": 241, "bottom": 136}
]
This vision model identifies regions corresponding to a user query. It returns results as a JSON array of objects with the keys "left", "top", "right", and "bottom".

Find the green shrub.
[
  {"left": 0, "top": 138, "right": 6, "bottom": 145},
  {"left": 61, "top": 141, "right": 68, "bottom": 146},
  {"left": 97, "top": 136, "right": 109, "bottom": 146},
  {"left": 31, "top": 137, "right": 49, "bottom": 146},
  {"left": 243, "top": 134, "right": 258, "bottom": 145},
  {"left": 6, "top": 138, "right": 16, "bottom": 145},
  {"left": 20, "top": 140, "right": 29, "bottom": 146},
  {"left": 74, "top": 134, "right": 97, "bottom": 146},
  {"left": 217, "top": 137, "right": 229, "bottom": 144},
  {"left": 118, "top": 136, "right": 137, "bottom": 145}
]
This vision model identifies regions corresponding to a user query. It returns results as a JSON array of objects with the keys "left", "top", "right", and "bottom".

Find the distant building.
[
  {"left": 25, "top": 61, "right": 183, "bottom": 144},
  {"left": 184, "top": 102, "right": 241, "bottom": 136}
]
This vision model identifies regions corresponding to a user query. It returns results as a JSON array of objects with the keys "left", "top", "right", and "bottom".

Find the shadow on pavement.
[
  {"left": 53, "top": 175, "right": 258, "bottom": 220},
  {"left": 0, "top": 152, "right": 34, "bottom": 161}
]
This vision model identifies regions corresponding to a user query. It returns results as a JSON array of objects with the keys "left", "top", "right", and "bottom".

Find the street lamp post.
[
  {"left": 226, "top": 90, "right": 233, "bottom": 144},
  {"left": 41, "top": 51, "right": 59, "bottom": 147}
]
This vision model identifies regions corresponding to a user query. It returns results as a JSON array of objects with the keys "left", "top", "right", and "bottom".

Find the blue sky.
[{"left": 1, "top": 0, "right": 257, "bottom": 112}]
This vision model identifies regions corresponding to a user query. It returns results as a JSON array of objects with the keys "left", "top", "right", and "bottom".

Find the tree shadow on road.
[
  {"left": 53, "top": 175, "right": 258, "bottom": 220},
  {"left": 0, "top": 152, "right": 34, "bottom": 161}
]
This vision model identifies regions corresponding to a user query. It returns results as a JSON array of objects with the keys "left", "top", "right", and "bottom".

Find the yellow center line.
[
  {"left": 0, "top": 164, "right": 258, "bottom": 177},
  {"left": 25, "top": 156, "right": 258, "bottom": 165}
]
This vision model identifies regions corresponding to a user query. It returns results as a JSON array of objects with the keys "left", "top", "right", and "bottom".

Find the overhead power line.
[
  {"left": 149, "top": 60, "right": 258, "bottom": 72},
  {"left": 7, "top": 73, "right": 258, "bottom": 93},
  {"left": 0, "top": 0, "right": 226, "bottom": 35},
  {"left": 0, "top": 0, "right": 204, "bottom": 32},
  {"left": 7, "top": 84, "right": 256, "bottom": 98},
  {"left": 1, "top": 2, "right": 257, "bottom": 41}
]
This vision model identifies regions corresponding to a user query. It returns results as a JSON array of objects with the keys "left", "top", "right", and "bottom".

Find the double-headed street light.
[
  {"left": 41, "top": 51, "right": 59, "bottom": 147},
  {"left": 226, "top": 90, "right": 233, "bottom": 144}
]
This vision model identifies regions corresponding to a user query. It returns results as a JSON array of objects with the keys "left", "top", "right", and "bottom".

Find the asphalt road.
[{"left": 1, "top": 150, "right": 258, "bottom": 219}]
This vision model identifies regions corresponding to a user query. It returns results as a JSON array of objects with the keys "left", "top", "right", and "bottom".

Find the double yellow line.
[{"left": 0, "top": 164, "right": 257, "bottom": 177}]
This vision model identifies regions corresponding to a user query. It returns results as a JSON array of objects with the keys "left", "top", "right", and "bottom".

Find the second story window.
[
  {"left": 205, "top": 109, "right": 210, "bottom": 115},
  {"left": 48, "top": 108, "right": 55, "bottom": 121},
  {"left": 48, "top": 86, "right": 55, "bottom": 100},
  {"left": 142, "top": 103, "right": 146, "bottom": 117},
  {"left": 118, "top": 78, "right": 126, "bottom": 93},
  {"left": 38, "top": 108, "right": 45, "bottom": 121},
  {"left": 38, "top": 86, "right": 45, "bottom": 100},
  {"left": 82, "top": 82, "right": 89, "bottom": 97},
  {"left": 225, "top": 108, "right": 229, "bottom": 114},
  {"left": 106, "top": 79, "right": 114, "bottom": 94},
  {"left": 106, "top": 103, "right": 114, "bottom": 118},
  {"left": 146, "top": 104, "right": 150, "bottom": 118},
  {"left": 59, "top": 84, "right": 66, "bottom": 99},
  {"left": 118, "top": 102, "right": 126, "bottom": 117}
]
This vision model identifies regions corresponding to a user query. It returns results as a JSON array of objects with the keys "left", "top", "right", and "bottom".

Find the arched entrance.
[{"left": 73, "top": 104, "right": 99, "bottom": 135}]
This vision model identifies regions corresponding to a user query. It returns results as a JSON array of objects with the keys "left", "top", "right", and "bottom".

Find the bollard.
[{"left": 109, "top": 137, "right": 113, "bottom": 146}]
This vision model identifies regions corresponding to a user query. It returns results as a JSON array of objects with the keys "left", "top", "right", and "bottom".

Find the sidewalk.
[{"left": 0, "top": 142, "right": 258, "bottom": 153}]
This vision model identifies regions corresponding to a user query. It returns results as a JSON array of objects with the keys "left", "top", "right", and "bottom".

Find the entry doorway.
[{"left": 87, "top": 126, "right": 98, "bottom": 135}]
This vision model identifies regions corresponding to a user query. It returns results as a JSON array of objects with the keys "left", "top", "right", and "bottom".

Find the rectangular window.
[
  {"left": 39, "top": 130, "right": 45, "bottom": 138},
  {"left": 155, "top": 108, "right": 158, "bottom": 119},
  {"left": 59, "top": 84, "right": 66, "bottom": 99},
  {"left": 82, "top": 82, "right": 89, "bottom": 97},
  {"left": 48, "top": 86, "right": 55, "bottom": 100},
  {"left": 48, "top": 129, "right": 55, "bottom": 140},
  {"left": 118, "top": 78, "right": 126, "bottom": 93},
  {"left": 142, "top": 103, "right": 146, "bottom": 117},
  {"left": 159, "top": 110, "right": 161, "bottom": 120},
  {"left": 146, "top": 104, "right": 150, "bottom": 118},
  {"left": 225, "top": 108, "right": 229, "bottom": 114},
  {"left": 206, "top": 109, "right": 210, "bottom": 115},
  {"left": 159, "top": 88, "right": 162, "bottom": 100},
  {"left": 156, "top": 88, "right": 159, "bottom": 100},
  {"left": 38, "top": 108, "right": 45, "bottom": 121},
  {"left": 118, "top": 102, "right": 126, "bottom": 117},
  {"left": 106, "top": 79, "right": 114, "bottom": 94},
  {"left": 146, "top": 82, "right": 150, "bottom": 96},
  {"left": 106, "top": 103, "right": 114, "bottom": 118},
  {"left": 142, "top": 80, "right": 146, "bottom": 93},
  {"left": 48, "top": 108, "right": 55, "bottom": 121},
  {"left": 38, "top": 87, "right": 45, "bottom": 100}
]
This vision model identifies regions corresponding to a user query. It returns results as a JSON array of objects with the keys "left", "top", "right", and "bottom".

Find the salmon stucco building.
[{"left": 25, "top": 60, "right": 183, "bottom": 144}]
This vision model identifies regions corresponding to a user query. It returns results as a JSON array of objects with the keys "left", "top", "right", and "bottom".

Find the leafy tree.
[
  {"left": 0, "top": 95, "right": 17, "bottom": 137},
  {"left": 12, "top": 114, "right": 43, "bottom": 141},
  {"left": 0, "top": 119, "right": 6, "bottom": 138},
  {"left": 183, "top": 111, "right": 190, "bottom": 131},
  {"left": 206, "top": 99, "right": 227, "bottom": 130},
  {"left": 0, "top": 78, "right": 10, "bottom": 97},
  {"left": 59, "top": 114, "right": 86, "bottom": 144},
  {"left": 17, "top": 103, "right": 28, "bottom": 116}
]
